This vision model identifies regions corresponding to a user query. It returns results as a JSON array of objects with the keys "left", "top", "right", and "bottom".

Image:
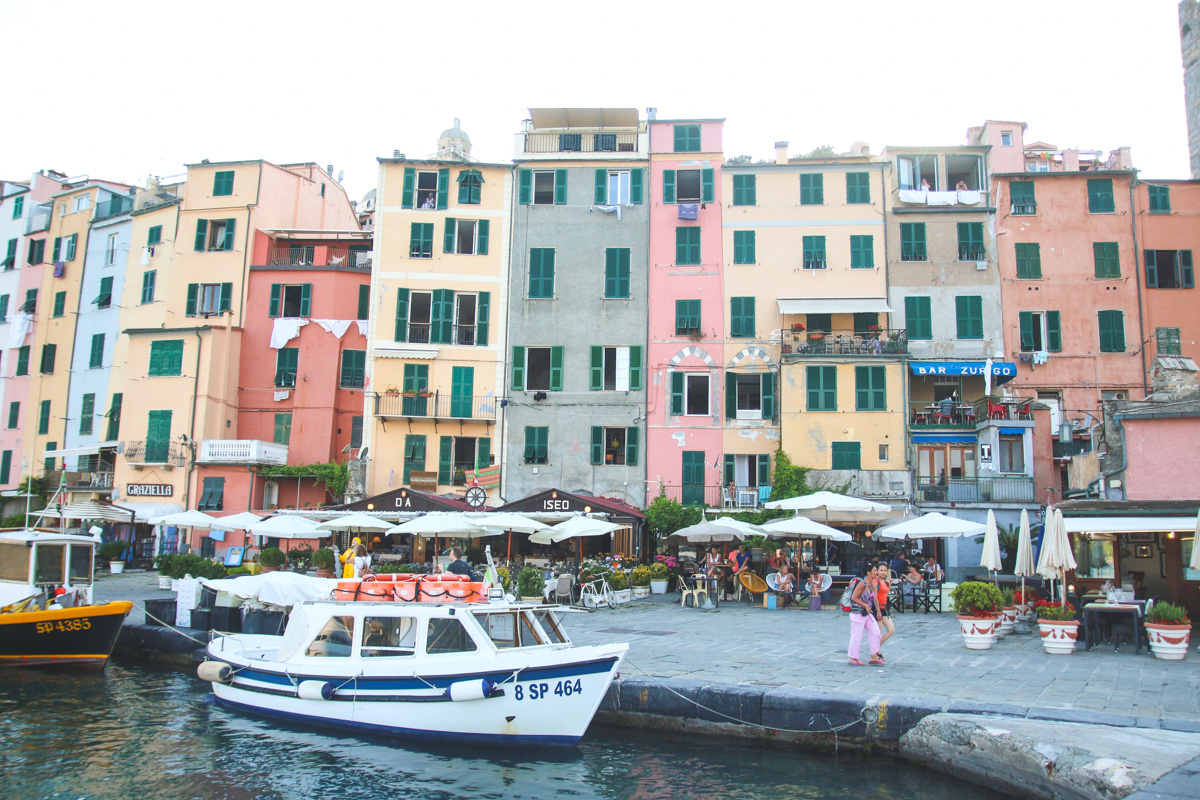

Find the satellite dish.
[
  {"left": 338, "top": 170, "right": 344, "bottom": 182},
  {"left": 116, "top": 441, "right": 125, "bottom": 455}
]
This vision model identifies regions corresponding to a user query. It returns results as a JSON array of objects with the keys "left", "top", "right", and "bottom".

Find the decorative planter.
[
  {"left": 1037, "top": 619, "right": 1080, "bottom": 655},
  {"left": 614, "top": 589, "right": 632, "bottom": 604},
  {"left": 957, "top": 615, "right": 1000, "bottom": 650},
  {"left": 157, "top": 575, "right": 172, "bottom": 590},
  {"left": 650, "top": 579, "right": 669, "bottom": 594},
  {"left": 261, "top": 566, "right": 281, "bottom": 573},
  {"left": 1016, "top": 602, "right": 1034, "bottom": 622},
  {"left": 109, "top": 561, "right": 125, "bottom": 575},
  {"left": 999, "top": 606, "right": 1017, "bottom": 635},
  {"left": 1145, "top": 622, "right": 1192, "bottom": 661},
  {"left": 632, "top": 585, "right": 650, "bottom": 599}
]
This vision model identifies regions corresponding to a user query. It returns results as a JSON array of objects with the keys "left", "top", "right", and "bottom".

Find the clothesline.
[{"left": 270, "top": 318, "right": 368, "bottom": 349}]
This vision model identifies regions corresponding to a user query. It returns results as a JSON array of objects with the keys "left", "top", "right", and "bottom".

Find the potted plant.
[
  {"left": 153, "top": 553, "right": 176, "bottom": 589},
  {"left": 312, "top": 546, "right": 336, "bottom": 578},
  {"left": 950, "top": 581, "right": 1003, "bottom": 650},
  {"left": 790, "top": 323, "right": 805, "bottom": 332},
  {"left": 630, "top": 565, "right": 652, "bottom": 598},
  {"left": 687, "top": 329, "right": 704, "bottom": 342},
  {"left": 608, "top": 570, "right": 631, "bottom": 603},
  {"left": 258, "top": 547, "right": 286, "bottom": 573},
  {"left": 998, "top": 587, "right": 1018, "bottom": 635},
  {"left": 653, "top": 555, "right": 679, "bottom": 592},
  {"left": 648, "top": 562, "right": 670, "bottom": 594},
  {"left": 382, "top": 385, "right": 400, "bottom": 396},
  {"left": 516, "top": 567, "right": 545, "bottom": 603},
  {"left": 1013, "top": 589, "right": 1036, "bottom": 621},
  {"left": 1035, "top": 600, "right": 1079, "bottom": 654},
  {"left": 99, "top": 541, "right": 128, "bottom": 574},
  {"left": 287, "top": 545, "right": 314, "bottom": 572},
  {"left": 1145, "top": 602, "right": 1192, "bottom": 660},
  {"left": 744, "top": 535, "right": 768, "bottom": 563}
]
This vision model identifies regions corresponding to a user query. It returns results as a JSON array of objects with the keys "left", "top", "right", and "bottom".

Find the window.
[
  {"left": 409, "top": 222, "right": 433, "bottom": 259},
  {"left": 533, "top": 170, "right": 558, "bottom": 205},
  {"left": 453, "top": 293, "right": 479, "bottom": 345},
  {"left": 457, "top": 169, "right": 483, "bottom": 204},
  {"left": 350, "top": 415, "right": 363, "bottom": 449},
  {"left": 38, "top": 400, "right": 50, "bottom": 434},
  {"left": 800, "top": 173, "right": 823, "bottom": 205},
  {"left": 674, "top": 124, "right": 700, "bottom": 153},
  {"left": 22, "top": 288, "right": 37, "bottom": 314},
  {"left": 52, "top": 291, "right": 66, "bottom": 318},
  {"left": 148, "top": 340, "right": 184, "bottom": 376},
  {"left": 273, "top": 413, "right": 292, "bottom": 445},
  {"left": 845, "top": 173, "right": 870, "bottom": 204},
  {"left": 1097, "top": 310, "right": 1125, "bottom": 353},
  {"left": 855, "top": 365, "right": 886, "bottom": 411},
  {"left": 1015, "top": 243, "right": 1041, "bottom": 279},
  {"left": 676, "top": 299, "right": 701, "bottom": 336},
  {"left": 1147, "top": 185, "right": 1170, "bottom": 214},
  {"left": 511, "top": 345, "right": 562, "bottom": 391},
  {"left": 879, "top": 444, "right": 889, "bottom": 462},
  {"left": 443, "top": 218, "right": 488, "bottom": 256},
  {"left": 726, "top": 372, "right": 775, "bottom": 421},
  {"left": 592, "top": 426, "right": 639, "bottom": 466},
  {"left": 900, "top": 223, "right": 926, "bottom": 261},
  {"left": 998, "top": 436, "right": 1025, "bottom": 474},
  {"left": 3, "top": 238, "right": 15, "bottom": 270},
  {"left": 605, "top": 248, "right": 630, "bottom": 298},
  {"left": 15, "top": 346, "right": 29, "bottom": 376},
  {"left": 669, "top": 372, "right": 711, "bottom": 416},
  {"left": 597, "top": 169, "right": 631, "bottom": 205},
  {"left": 1019, "top": 311, "right": 1061, "bottom": 353},
  {"left": 945, "top": 155, "right": 982, "bottom": 191},
  {"left": 730, "top": 296, "right": 755, "bottom": 338},
  {"left": 400, "top": 363, "right": 429, "bottom": 415},
  {"left": 11, "top": 196, "right": 22, "bottom": 219},
  {"left": 74, "top": 195, "right": 90, "bottom": 213},
  {"left": 1156, "top": 327, "right": 1182, "bottom": 356},
  {"left": 273, "top": 302, "right": 311, "bottom": 363},
  {"left": 7, "top": 402, "right": 18, "bottom": 429},
  {"left": 267, "top": 283, "right": 312, "bottom": 318},
  {"left": 955, "top": 296, "right": 983, "bottom": 339},
  {"left": 147, "top": 225, "right": 162, "bottom": 246},
  {"left": 198, "top": 477, "right": 226, "bottom": 511},
  {"left": 94, "top": 276, "right": 113, "bottom": 308},
  {"left": 1009, "top": 181, "right": 1036, "bottom": 214},
  {"left": 853, "top": 312, "right": 879, "bottom": 336},
  {"left": 40, "top": 343, "right": 56, "bottom": 374},
  {"left": 79, "top": 393, "right": 95, "bottom": 435},
  {"left": 362, "top": 616, "right": 419, "bottom": 658},
  {"left": 44, "top": 442, "right": 56, "bottom": 473},
  {"left": 662, "top": 168, "right": 713, "bottom": 204},
  {"left": 529, "top": 248, "right": 555, "bottom": 298},
  {"left": 0, "top": 450, "right": 8, "bottom": 485},
  {"left": 186, "top": 282, "right": 233, "bottom": 316},
  {"left": 414, "top": 170, "right": 441, "bottom": 209},
  {"left": 733, "top": 231, "right": 755, "bottom": 265},
  {"left": 802, "top": 235, "right": 826, "bottom": 269},
  {"left": 523, "top": 427, "right": 549, "bottom": 464},
  {"left": 194, "top": 218, "right": 235, "bottom": 251},
  {"left": 340, "top": 349, "right": 366, "bottom": 387},
  {"left": 905, "top": 297, "right": 931, "bottom": 341},
  {"left": 357, "top": 284, "right": 369, "bottom": 320},
  {"left": 897, "top": 154, "right": 937, "bottom": 190},
  {"left": 589, "top": 345, "right": 642, "bottom": 391},
  {"left": 89, "top": 333, "right": 104, "bottom": 369},
  {"left": 1087, "top": 178, "right": 1115, "bottom": 213},
  {"left": 403, "top": 435, "right": 426, "bottom": 484},
  {"left": 105, "top": 233, "right": 119, "bottom": 266},
  {"left": 63, "top": 233, "right": 77, "bottom": 261},
  {"left": 1091, "top": 243, "right": 1120, "bottom": 279},
  {"left": 27, "top": 239, "right": 44, "bottom": 265},
  {"left": 141, "top": 271, "right": 156, "bottom": 304},
  {"left": 806, "top": 313, "right": 832, "bottom": 334},
  {"left": 957, "top": 222, "right": 985, "bottom": 261},
  {"left": 831, "top": 442, "right": 861, "bottom": 470},
  {"left": 850, "top": 235, "right": 873, "bottom": 269},
  {"left": 305, "top": 615, "right": 356, "bottom": 658},
  {"left": 1001, "top": 131, "right": 1013, "bottom": 147},
  {"left": 1144, "top": 250, "right": 1194, "bottom": 289},
  {"left": 1027, "top": 159, "right": 1051, "bottom": 173},
  {"left": 517, "top": 169, "right": 566, "bottom": 206},
  {"left": 213, "top": 170, "right": 234, "bottom": 196},
  {"left": 676, "top": 227, "right": 701, "bottom": 265},
  {"left": 732, "top": 174, "right": 756, "bottom": 206},
  {"left": 0, "top": 294, "right": 6, "bottom": 323},
  {"left": 426, "top": 618, "right": 478, "bottom": 655}
]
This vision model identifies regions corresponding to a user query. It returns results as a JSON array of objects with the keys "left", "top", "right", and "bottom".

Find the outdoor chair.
[
  {"left": 886, "top": 581, "right": 906, "bottom": 614},
  {"left": 681, "top": 575, "right": 709, "bottom": 609},
  {"left": 914, "top": 580, "right": 942, "bottom": 613},
  {"left": 553, "top": 573, "right": 575, "bottom": 604},
  {"left": 1017, "top": 402, "right": 1033, "bottom": 420},
  {"left": 988, "top": 401, "right": 1006, "bottom": 420},
  {"left": 739, "top": 572, "right": 770, "bottom": 607}
]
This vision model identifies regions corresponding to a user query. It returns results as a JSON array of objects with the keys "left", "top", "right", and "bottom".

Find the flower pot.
[
  {"left": 1145, "top": 622, "right": 1191, "bottom": 661},
  {"left": 109, "top": 561, "right": 125, "bottom": 575},
  {"left": 315, "top": 569, "right": 334, "bottom": 579},
  {"left": 999, "top": 606, "right": 1017, "bottom": 635},
  {"left": 650, "top": 579, "right": 669, "bottom": 594},
  {"left": 632, "top": 585, "right": 650, "bottom": 599},
  {"left": 614, "top": 589, "right": 632, "bottom": 604},
  {"left": 957, "top": 615, "right": 999, "bottom": 649},
  {"left": 157, "top": 575, "right": 172, "bottom": 590},
  {"left": 1037, "top": 619, "right": 1080, "bottom": 654}
]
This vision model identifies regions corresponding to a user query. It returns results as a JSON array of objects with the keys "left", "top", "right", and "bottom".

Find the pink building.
[{"left": 645, "top": 118, "right": 725, "bottom": 506}]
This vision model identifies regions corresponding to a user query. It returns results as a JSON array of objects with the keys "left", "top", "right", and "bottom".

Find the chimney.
[
  {"left": 1062, "top": 149, "right": 1080, "bottom": 172},
  {"left": 646, "top": 107, "right": 658, "bottom": 121},
  {"left": 775, "top": 141, "right": 789, "bottom": 165},
  {"left": 326, "top": 164, "right": 333, "bottom": 175},
  {"left": 850, "top": 141, "right": 871, "bottom": 157},
  {"left": 393, "top": 150, "right": 403, "bottom": 159}
]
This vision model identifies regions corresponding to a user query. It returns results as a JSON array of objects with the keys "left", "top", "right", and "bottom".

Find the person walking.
[
  {"left": 874, "top": 568, "right": 895, "bottom": 660},
  {"left": 351, "top": 543, "right": 372, "bottom": 578},
  {"left": 340, "top": 537, "right": 362, "bottom": 579},
  {"left": 848, "top": 565, "right": 884, "bottom": 666}
]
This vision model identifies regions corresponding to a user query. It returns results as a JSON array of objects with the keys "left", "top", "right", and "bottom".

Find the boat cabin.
[{"left": 0, "top": 529, "right": 96, "bottom": 610}]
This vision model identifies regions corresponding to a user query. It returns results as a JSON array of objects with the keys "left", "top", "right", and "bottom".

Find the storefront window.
[
  {"left": 1184, "top": 537, "right": 1199, "bottom": 582},
  {"left": 1073, "top": 535, "right": 1114, "bottom": 579}
]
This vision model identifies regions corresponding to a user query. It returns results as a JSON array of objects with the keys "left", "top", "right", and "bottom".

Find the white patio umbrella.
[
  {"left": 218, "top": 511, "right": 264, "bottom": 530},
  {"left": 469, "top": 512, "right": 551, "bottom": 563},
  {"left": 980, "top": 509, "right": 1003, "bottom": 582},
  {"left": 762, "top": 515, "right": 852, "bottom": 541},
  {"left": 530, "top": 516, "right": 625, "bottom": 563},
  {"left": 660, "top": 518, "right": 745, "bottom": 547},
  {"left": 387, "top": 514, "right": 488, "bottom": 566},
  {"left": 148, "top": 509, "right": 237, "bottom": 531},
  {"left": 316, "top": 512, "right": 395, "bottom": 533},
  {"left": 711, "top": 516, "right": 769, "bottom": 537},
  {"left": 764, "top": 491, "right": 891, "bottom": 514},
  {"left": 1036, "top": 507, "right": 1076, "bottom": 607},
  {"left": 1190, "top": 510, "right": 1200, "bottom": 573},
  {"left": 247, "top": 514, "right": 326, "bottom": 540},
  {"left": 877, "top": 512, "right": 987, "bottom": 575},
  {"left": 1014, "top": 509, "right": 1037, "bottom": 611}
]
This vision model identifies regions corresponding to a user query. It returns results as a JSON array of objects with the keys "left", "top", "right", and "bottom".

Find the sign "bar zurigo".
[{"left": 127, "top": 484, "right": 173, "bottom": 497}]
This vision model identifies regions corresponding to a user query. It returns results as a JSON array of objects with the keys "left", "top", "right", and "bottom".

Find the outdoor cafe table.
[
  {"left": 1082, "top": 602, "right": 1146, "bottom": 653},
  {"left": 688, "top": 564, "right": 728, "bottom": 609}
]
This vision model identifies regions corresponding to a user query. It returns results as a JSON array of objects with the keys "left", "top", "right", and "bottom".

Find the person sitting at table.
[
  {"left": 703, "top": 546, "right": 722, "bottom": 581},
  {"left": 902, "top": 565, "right": 925, "bottom": 607},
  {"left": 806, "top": 570, "right": 823, "bottom": 600},
  {"left": 727, "top": 544, "right": 751, "bottom": 600},
  {"left": 923, "top": 556, "right": 943, "bottom": 582},
  {"left": 776, "top": 567, "right": 796, "bottom": 608}
]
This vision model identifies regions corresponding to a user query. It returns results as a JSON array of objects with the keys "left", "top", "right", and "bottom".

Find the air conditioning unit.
[
  {"left": 976, "top": 261, "right": 988, "bottom": 271},
  {"left": 1112, "top": 392, "right": 1126, "bottom": 401}
]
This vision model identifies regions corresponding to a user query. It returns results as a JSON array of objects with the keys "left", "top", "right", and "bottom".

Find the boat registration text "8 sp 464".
[{"left": 514, "top": 679, "right": 582, "bottom": 700}]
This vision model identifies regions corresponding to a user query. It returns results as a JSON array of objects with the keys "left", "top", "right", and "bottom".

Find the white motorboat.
[{"left": 199, "top": 574, "right": 628, "bottom": 747}]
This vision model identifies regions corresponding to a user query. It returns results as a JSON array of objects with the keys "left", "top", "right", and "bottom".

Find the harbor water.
[{"left": 0, "top": 659, "right": 1008, "bottom": 800}]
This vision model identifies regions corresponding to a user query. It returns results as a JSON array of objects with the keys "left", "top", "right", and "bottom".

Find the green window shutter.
[
  {"left": 477, "top": 219, "right": 489, "bottom": 255},
  {"left": 268, "top": 283, "right": 281, "bottom": 317},
  {"left": 273, "top": 413, "right": 292, "bottom": 445},
  {"left": 605, "top": 248, "right": 630, "bottom": 298},
  {"left": 518, "top": 169, "right": 531, "bottom": 205},
  {"left": 357, "top": 284, "right": 370, "bottom": 320},
  {"left": 217, "top": 282, "right": 232, "bottom": 313},
  {"left": 1093, "top": 242, "right": 1120, "bottom": 279},
  {"left": 800, "top": 173, "right": 824, "bottom": 205},
  {"left": 803, "top": 235, "right": 826, "bottom": 266},
  {"left": 450, "top": 366, "right": 473, "bottom": 418},
  {"left": 66, "top": 234, "right": 76, "bottom": 260},
  {"left": 1148, "top": 185, "right": 1171, "bottom": 213},
  {"left": 732, "top": 174, "right": 756, "bottom": 206},
  {"left": 757, "top": 454, "right": 770, "bottom": 485},
  {"left": 832, "top": 442, "right": 861, "bottom": 470},
  {"left": 807, "top": 366, "right": 836, "bottom": 411},
  {"left": 394, "top": 288, "right": 409, "bottom": 342},
  {"left": 1144, "top": 250, "right": 1158, "bottom": 288},
  {"left": 724, "top": 454, "right": 736, "bottom": 485},
  {"left": 476, "top": 437, "right": 490, "bottom": 470},
  {"left": 630, "top": 168, "right": 643, "bottom": 204},
  {"left": 594, "top": 169, "right": 607, "bottom": 204},
  {"left": 140, "top": 271, "right": 156, "bottom": 304},
  {"left": 223, "top": 219, "right": 235, "bottom": 251},
  {"left": 590, "top": 346, "right": 603, "bottom": 390},
  {"left": 213, "top": 170, "right": 233, "bottom": 196},
  {"left": 626, "top": 427, "right": 639, "bottom": 466},
  {"left": 1018, "top": 311, "right": 1034, "bottom": 349},
  {"left": 401, "top": 167, "right": 415, "bottom": 208},
  {"left": 184, "top": 283, "right": 198, "bottom": 316},
  {"left": 430, "top": 288, "right": 454, "bottom": 344},
  {"left": 701, "top": 168, "right": 714, "bottom": 203},
  {"left": 957, "top": 222, "right": 984, "bottom": 259},
  {"left": 16, "top": 347, "right": 28, "bottom": 376},
  {"left": 52, "top": 291, "right": 65, "bottom": 317},
  {"left": 629, "top": 345, "right": 642, "bottom": 390},
  {"left": 733, "top": 231, "right": 755, "bottom": 264},
  {"left": 955, "top": 295, "right": 983, "bottom": 339},
  {"left": 846, "top": 172, "right": 870, "bottom": 204},
  {"left": 670, "top": 372, "right": 684, "bottom": 415},
  {"left": 443, "top": 218, "right": 456, "bottom": 253},
  {"left": 80, "top": 394, "right": 94, "bottom": 435},
  {"left": 674, "top": 124, "right": 700, "bottom": 152},
  {"left": 1046, "top": 311, "right": 1062, "bottom": 352},
  {"left": 4, "top": 402, "right": 14, "bottom": 429},
  {"left": 107, "top": 394, "right": 122, "bottom": 439},
  {"left": 900, "top": 223, "right": 926, "bottom": 260},
  {"left": 40, "top": 343, "right": 55, "bottom": 374},
  {"left": 676, "top": 227, "right": 700, "bottom": 265},
  {"left": 1156, "top": 327, "right": 1182, "bottom": 355},
  {"left": 410, "top": 222, "right": 433, "bottom": 258},
  {"left": 730, "top": 296, "right": 755, "bottom": 338},
  {"left": 0, "top": 450, "right": 9, "bottom": 485},
  {"left": 1098, "top": 310, "right": 1125, "bottom": 352},
  {"left": 52, "top": 237, "right": 62, "bottom": 261},
  {"left": 1010, "top": 181, "right": 1036, "bottom": 213},
  {"left": 436, "top": 168, "right": 449, "bottom": 210},
  {"left": 549, "top": 345, "right": 563, "bottom": 391},
  {"left": 1088, "top": 178, "right": 1115, "bottom": 213},
  {"left": 850, "top": 235, "right": 873, "bottom": 268},
  {"left": 192, "top": 221, "right": 206, "bottom": 251},
  {"left": 905, "top": 296, "right": 931, "bottom": 340},
  {"left": 511, "top": 345, "right": 525, "bottom": 390},
  {"left": 855, "top": 366, "right": 886, "bottom": 410},
  {"left": 761, "top": 372, "right": 775, "bottom": 420},
  {"left": 1015, "top": 243, "right": 1042, "bottom": 279},
  {"left": 0, "top": 295, "right": 7, "bottom": 321},
  {"left": 676, "top": 299, "right": 697, "bottom": 334},
  {"left": 529, "top": 248, "right": 555, "bottom": 298},
  {"left": 591, "top": 427, "right": 603, "bottom": 465},
  {"left": 725, "top": 372, "right": 737, "bottom": 420},
  {"left": 554, "top": 169, "right": 567, "bottom": 205},
  {"left": 89, "top": 333, "right": 104, "bottom": 368},
  {"left": 437, "top": 436, "right": 453, "bottom": 485},
  {"left": 1181, "top": 251, "right": 1194, "bottom": 288},
  {"left": 38, "top": 400, "right": 50, "bottom": 434},
  {"left": 663, "top": 170, "right": 676, "bottom": 203},
  {"left": 476, "top": 291, "right": 489, "bottom": 345}
]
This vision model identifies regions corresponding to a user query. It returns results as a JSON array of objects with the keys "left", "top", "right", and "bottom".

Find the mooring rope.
[{"left": 138, "top": 603, "right": 210, "bottom": 646}]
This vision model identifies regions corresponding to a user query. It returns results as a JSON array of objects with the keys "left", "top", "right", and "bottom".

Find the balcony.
[
  {"left": 25, "top": 204, "right": 51, "bottom": 235},
  {"left": 62, "top": 471, "right": 115, "bottom": 491},
  {"left": 910, "top": 397, "right": 1034, "bottom": 428},
  {"left": 522, "top": 132, "right": 639, "bottom": 155},
  {"left": 268, "top": 246, "right": 372, "bottom": 270},
  {"left": 197, "top": 439, "right": 289, "bottom": 466},
  {"left": 400, "top": 324, "right": 482, "bottom": 347},
  {"left": 374, "top": 392, "right": 497, "bottom": 421},
  {"left": 123, "top": 440, "right": 188, "bottom": 469},
  {"left": 781, "top": 328, "right": 907, "bottom": 357},
  {"left": 656, "top": 485, "right": 769, "bottom": 510},
  {"left": 916, "top": 476, "right": 1035, "bottom": 504},
  {"left": 94, "top": 196, "right": 134, "bottom": 220}
]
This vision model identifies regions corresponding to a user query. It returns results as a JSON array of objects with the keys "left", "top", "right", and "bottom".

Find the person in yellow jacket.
[{"left": 340, "top": 537, "right": 362, "bottom": 578}]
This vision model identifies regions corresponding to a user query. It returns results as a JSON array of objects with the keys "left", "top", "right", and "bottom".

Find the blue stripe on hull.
[{"left": 213, "top": 695, "right": 580, "bottom": 747}]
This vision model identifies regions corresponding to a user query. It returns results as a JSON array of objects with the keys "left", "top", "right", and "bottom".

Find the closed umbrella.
[
  {"left": 1190, "top": 510, "right": 1200, "bottom": 573},
  {"left": 1036, "top": 507, "right": 1076, "bottom": 607},
  {"left": 1014, "top": 509, "right": 1036, "bottom": 613},
  {"left": 980, "top": 509, "right": 1003, "bottom": 582}
]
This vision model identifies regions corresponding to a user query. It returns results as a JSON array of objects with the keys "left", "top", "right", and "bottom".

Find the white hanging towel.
[
  {"left": 313, "top": 319, "right": 353, "bottom": 338},
  {"left": 594, "top": 205, "right": 622, "bottom": 221},
  {"left": 6, "top": 312, "right": 32, "bottom": 349},
  {"left": 140, "top": 247, "right": 151, "bottom": 266},
  {"left": 354, "top": 320, "right": 368, "bottom": 337},
  {"left": 270, "top": 318, "right": 307, "bottom": 349},
  {"left": 897, "top": 189, "right": 928, "bottom": 204},
  {"left": 956, "top": 190, "right": 982, "bottom": 205}
]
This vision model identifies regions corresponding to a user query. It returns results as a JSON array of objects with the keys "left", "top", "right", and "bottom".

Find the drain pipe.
[
  {"left": 184, "top": 327, "right": 204, "bottom": 511},
  {"left": 1128, "top": 178, "right": 1148, "bottom": 397}
]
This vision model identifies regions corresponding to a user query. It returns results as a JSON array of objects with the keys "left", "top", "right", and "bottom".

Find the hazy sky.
[{"left": 2, "top": 0, "right": 1191, "bottom": 204}]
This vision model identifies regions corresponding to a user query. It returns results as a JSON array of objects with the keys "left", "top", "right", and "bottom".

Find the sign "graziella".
[{"left": 126, "top": 484, "right": 173, "bottom": 497}]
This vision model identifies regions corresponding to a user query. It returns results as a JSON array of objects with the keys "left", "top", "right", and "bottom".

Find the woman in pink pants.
[{"left": 848, "top": 565, "right": 884, "bottom": 666}]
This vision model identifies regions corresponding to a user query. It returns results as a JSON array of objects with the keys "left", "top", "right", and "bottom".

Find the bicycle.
[{"left": 578, "top": 570, "right": 616, "bottom": 610}]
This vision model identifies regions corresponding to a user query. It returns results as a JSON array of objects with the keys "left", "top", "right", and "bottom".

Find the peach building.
[{"left": 1132, "top": 179, "right": 1200, "bottom": 363}]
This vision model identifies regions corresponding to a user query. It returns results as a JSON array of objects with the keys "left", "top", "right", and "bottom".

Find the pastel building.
[
  {"left": 1132, "top": 178, "right": 1199, "bottom": 364},
  {"left": 503, "top": 109, "right": 649, "bottom": 509}
]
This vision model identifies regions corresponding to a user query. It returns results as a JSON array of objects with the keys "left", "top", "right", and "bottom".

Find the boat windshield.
[
  {"left": 0, "top": 543, "right": 29, "bottom": 582},
  {"left": 362, "top": 616, "right": 418, "bottom": 658},
  {"left": 425, "top": 618, "right": 477, "bottom": 655},
  {"left": 35, "top": 545, "right": 65, "bottom": 585},
  {"left": 531, "top": 610, "right": 569, "bottom": 644},
  {"left": 477, "top": 610, "right": 543, "bottom": 649},
  {"left": 304, "top": 615, "right": 356, "bottom": 658},
  {"left": 68, "top": 544, "right": 93, "bottom": 585}
]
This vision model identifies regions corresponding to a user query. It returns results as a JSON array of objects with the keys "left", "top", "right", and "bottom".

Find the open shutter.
[
  {"left": 193, "top": 220, "right": 207, "bottom": 251},
  {"left": 219, "top": 282, "right": 233, "bottom": 312},
  {"left": 757, "top": 454, "right": 770, "bottom": 485},
  {"left": 186, "top": 284, "right": 199, "bottom": 317},
  {"left": 549, "top": 345, "right": 563, "bottom": 390},
  {"left": 626, "top": 427, "right": 638, "bottom": 466},
  {"left": 436, "top": 168, "right": 449, "bottom": 210},
  {"left": 401, "top": 167, "right": 415, "bottom": 208},
  {"left": 431, "top": 289, "right": 454, "bottom": 344},
  {"left": 476, "top": 437, "right": 490, "bottom": 470},
  {"left": 590, "top": 346, "right": 603, "bottom": 390},
  {"left": 761, "top": 372, "right": 775, "bottom": 420},
  {"left": 443, "top": 218, "right": 456, "bottom": 253},
  {"left": 1098, "top": 311, "right": 1115, "bottom": 352},
  {"left": 1046, "top": 311, "right": 1062, "bottom": 352},
  {"left": 477, "top": 219, "right": 488, "bottom": 255},
  {"left": 299, "top": 284, "right": 312, "bottom": 317},
  {"left": 394, "top": 288, "right": 408, "bottom": 342},
  {"left": 476, "top": 291, "right": 489, "bottom": 346},
  {"left": 725, "top": 372, "right": 737, "bottom": 419},
  {"left": 1182, "top": 250, "right": 1195, "bottom": 288},
  {"left": 518, "top": 169, "right": 531, "bottom": 205},
  {"left": 223, "top": 219, "right": 236, "bottom": 250},
  {"left": 1144, "top": 250, "right": 1158, "bottom": 288},
  {"left": 701, "top": 168, "right": 714, "bottom": 203},
  {"left": 629, "top": 345, "right": 642, "bottom": 390},
  {"left": 630, "top": 169, "right": 643, "bottom": 204},
  {"left": 1019, "top": 311, "right": 1034, "bottom": 349},
  {"left": 1111, "top": 311, "right": 1126, "bottom": 351},
  {"left": 554, "top": 169, "right": 567, "bottom": 205},
  {"left": 511, "top": 345, "right": 525, "bottom": 390},
  {"left": 724, "top": 454, "right": 736, "bottom": 485},
  {"left": 663, "top": 170, "right": 676, "bottom": 203},
  {"left": 438, "top": 436, "right": 453, "bottom": 485},
  {"left": 357, "top": 284, "right": 369, "bottom": 320},
  {"left": 594, "top": 169, "right": 607, "bottom": 204},
  {"left": 268, "top": 284, "right": 281, "bottom": 317},
  {"left": 52, "top": 237, "right": 62, "bottom": 261},
  {"left": 670, "top": 372, "right": 684, "bottom": 415},
  {"left": 591, "top": 427, "right": 603, "bottom": 465}
]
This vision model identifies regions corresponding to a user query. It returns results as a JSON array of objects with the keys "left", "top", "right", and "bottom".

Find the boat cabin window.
[
  {"left": 425, "top": 617, "right": 477, "bottom": 655},
  {"left": 479, "top": 611, "right": 543, "bottom": 649},
  {"left": 532, "top": 610, "right": 568, "bottom": 644},
  {"left": 362, "top": 616, "right": 418, "bottom": 658},
  {"left": 68, "top": 545, "right": 94, "bottom": 585},
  {"left": 35, "top": 544, "right": 65, "bottom": 585},
  {"left": 305, "top": 615, "right": 356, "bottom": 657},
  {"left": 0, "top": 543, "right": 29, "bottom": 582}
]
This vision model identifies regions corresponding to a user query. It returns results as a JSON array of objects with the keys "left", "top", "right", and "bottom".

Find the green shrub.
[
  {"left": 608, "top": 571, "right": 628, "bottom": 591},
  {"left": 649, "top": 562, "right": 670, "bottom": 580},
  {"left": 495, "top": 565, "right": 512, "bottom": 592},
  {"left": 1035, "top": 601, "right": 1076, "bottom": 622},
  {"left": 98, "top": 541, "right": 129, "bottom": 561},
  {"left": 257, "top": 547, "right": 286, "bottom": 568},
  {"left": 287, "top": 545, "right": 314, "bottom": 570},
  {"left": 516, "top": 567, "right": 545, "bottom": 598},
  {"left": 630, "top": 565, "right": 652, "bottom": 587},
  {"left": 311, "top": 547, "right": 336, "bottom": 570},
  {"left": 950, "top": 581, "right": 1003, "bottom": 617},
  {"left": 161, "top": 553, "right": 226, "bottom": 580},
  {"left": 226, "top": 566, "right": 252, "bottom": 576},
  {"left": 1000, "top": 588, "right": 1016, "bottom": 607},
  {"left": 1146, "top": 602, "right": 1191, "bottom": 626}
]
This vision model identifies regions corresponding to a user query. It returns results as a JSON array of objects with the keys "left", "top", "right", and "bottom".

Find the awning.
[
  {"left": 1063, "top": 516, "right": 1197, "bottom": 534},
  {"left": 913, "top": 434, "right": 977, "bottom": 444},
  {"left": 999, "top": 427, "right": 1026, "bottom": 435},
  {"left": 121, "top": 502, "right": 184, "bottom": 522},
  {"left": 529, "top": 108, "right": 639, "bottom": 129},
  {"left": 43, "top": 445, "right": 102, "bottom": 459},
  {"left": 776, "top": 298, "right": 895, "bottom": 315},
  {"left": 374, "top": 346, "right": 437, "bottom": 360},
  {"left": 910, "top": 361, "right": 1017, "bottom": 386}
]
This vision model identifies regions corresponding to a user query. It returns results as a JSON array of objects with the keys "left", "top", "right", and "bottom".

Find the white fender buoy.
[
  {"left": 197, "top": 661, "right": 233, "bottom": 683},
  {"left": 297, "top": 680, "right": 336, "bottom": 701},
  {"left": 445, "top": 679, "right": 497, "bottom": 702}
]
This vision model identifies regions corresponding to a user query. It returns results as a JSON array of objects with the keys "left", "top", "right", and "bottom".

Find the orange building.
[{"left": 1132, "top": 179, "right": 1200, "bottom": 363}]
